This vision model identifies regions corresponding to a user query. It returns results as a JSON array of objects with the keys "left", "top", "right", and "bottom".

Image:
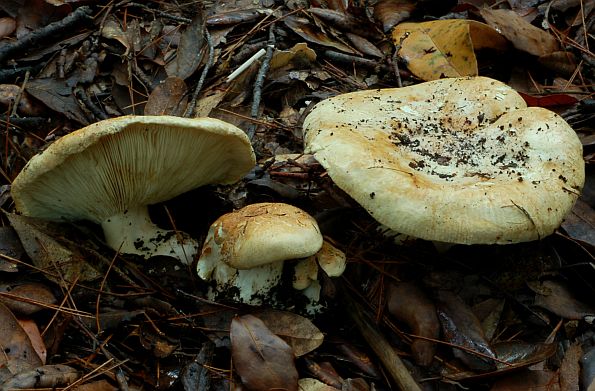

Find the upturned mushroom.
[
  {"left": 197, "top": 202, "right": 324, "bottom": 305},
  {"left": 11, "top": 115, "right": 256, "bottom": 264},
  {"left": 303, "top": 77, "right": 584, "bottom": 244}
]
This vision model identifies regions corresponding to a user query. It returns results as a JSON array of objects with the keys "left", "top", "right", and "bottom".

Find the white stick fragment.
[{"left": 226, "top": 48, "right": 266, "bottom": 82}]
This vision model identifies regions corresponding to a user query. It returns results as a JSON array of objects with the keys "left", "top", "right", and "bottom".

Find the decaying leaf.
[
  {"left": 144, "top": 76, "right": 188, "bottom": 116},
  {"left": 0, "top": 226, "right": 23, "bottom": 272},
  {"left": 230, "top": 314, "right": 298, "bottom": 391},
  {"left": 255, "top": 309, "right": 324, "bottom": 357},
  {"left": 561, "top": 199, "right": 595, "bottom": 247},
  {"left": 1, "top": 364, "right": 79, "bottom": 390},
  {"left": 284, "top": 16, "right": 358, "bottom": 55},
  {"left": 480, "top": 8, "right": 559, "bottom": 57},
  {"left": 530, "top": 279, "right": 595, "bottom": 320},
  {"left": 373, "top": 0, "right": 416, "bottom": 32},
  {"left": 387, "top": 281, "right": 440, "bottom": 367},
  {"left": 298, "top": 378, "right": 341, "bottom": 390},
  {"left": 436, "top": 290, "right": 497, "bottom": 371},
  {"left": 392, "top": 19, "right": 508, "bottom": 81},
  {"left": 18, "top": 318, "right": 47, "bottom": 365},
  {"left": 0, "top": 282, "right": 57, "bottom": 315},
  {"left": 0, "top": 302, "right": 43, "bottom": 370},
  {"left": 7, "top": 214, "right": 101, "bottom": 283},
  {"left": 25, "top": 78, "right": 88, "bottom": 124},
  {"left": 165, "top": 13, "right": 206, "bottom": 80},
  {"left": 490, "top": 369, "right": 560, "bottom": 391}
]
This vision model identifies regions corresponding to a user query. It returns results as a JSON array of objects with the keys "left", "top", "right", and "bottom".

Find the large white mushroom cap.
[
  {"left": 303, "top": 77, "right": 585, "bottom": 244},
  {"left": 11, "top": 115, "right": 256, "bottom": 263}
]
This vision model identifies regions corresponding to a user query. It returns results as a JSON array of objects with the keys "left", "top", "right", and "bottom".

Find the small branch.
[
  {"left": 184, "top": 29, "right": 214, "bottom": 118},
  {"left": 247, "top": 25, "right": 275, "bottom": 139},
  {"left": 75, "top": 86, "right": 108, "bottom": 121},
  {"left": 341, "top": 284, "right": 423, "bottom": 391},
  {"left": 0, "top": 6, "right": 93, "bottom": 64}
]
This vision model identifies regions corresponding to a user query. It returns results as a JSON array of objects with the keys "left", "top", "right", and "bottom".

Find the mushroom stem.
[{"left": 101, "top": 205, "right": 198, "bottom": 264}]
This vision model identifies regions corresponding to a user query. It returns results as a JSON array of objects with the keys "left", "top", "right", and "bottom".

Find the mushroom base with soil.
[{"left": 101, "top": 205, "right": 198, "bottom": 264}]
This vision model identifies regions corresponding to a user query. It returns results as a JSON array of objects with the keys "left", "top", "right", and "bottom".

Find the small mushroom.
[
  {"left": 11, "top": 115, "right": 256, "bottom": 264},
  {"left": 197, "top": 202, "right": 323, "bottom": 305},
  {"left": 303, "top": 77, "right": 585, "bottom": 244}
]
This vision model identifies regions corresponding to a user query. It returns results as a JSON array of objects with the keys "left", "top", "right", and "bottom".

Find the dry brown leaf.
[
  {"left": 480, "top": 8, "right": 559, "bottom": 56},
  {"left": 392, "top": 19, "right": 508, "bottom": 81},
  {"left": 490, "top": 369, "right": 560, "bottom": 391},
  {"left": 165, "top": 13, "right": 206, "bottom": 80},
  {"left": 436, "top": 290, "right": 496, "bottom": 371},
  {"left": 0, "top": 282, "right": 56, "bottom": 315},
  {"left": 255, "top": 309, "right": 324, "bottom": 357},
  {"left": 1, "top": 364, "right": 79, "bottom": 390},
  {"left": 530, "top": 280, "right": 595, "bottom": 320},
  {"left": 144, "top": 77, "right": 188, "bottom": 116},
  {"left": 560, "top": 342, "right": 582, "bottom": 391},
  {"left": 0, "top": 302, "right": 43, "bottom": 370},
  {"left": 561, "top": 199, "right": 595, "bottom": 247},
  {"left": 7, "top": 213, "right": 101, "bottom": 283},
  {"left": 72, "top": 379, "right": 118, "bottom": 391},
  {"left": 0, "top": 17, "right": 16, "bottom": 38},
  {"left": 0, "top": 226, "right": 23, "bottom": 272},
  {"left": 25, "top": 78, "right": 88, "bottom": 124},
  {"left": 298, "top": 378, "right": 341, "bottom": 390},
  {"left": 387, "top": 281, "right": 439, "bottom": 367},
  {"left": 231, "top": 314, "right": 298, "bottom": 391},
  {"left": 284, "top": 16, "right": 357, "bottom": 55},
  {"left": 373, "top": 0, "right": 416, "bottom": 32},
  {"left": 17, "top": 318, "right": 46, "bottom": 364}
]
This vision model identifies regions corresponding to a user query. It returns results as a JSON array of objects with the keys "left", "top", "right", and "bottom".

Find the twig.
[
  {"left": 323, "top": 50, "right": 388, "bottom": 72},
  {"left": 0, "top": 6, "right": 93, "bottom": 64},
  {"left": 10, "top": 70, "right": 30, "bottom": 117},
  {"left": 122, "top": 2, "right": 192, "bottom": 24},
  {"left": 0, "top": 63, "right": 44, "bottom": 83},
  {"left": 184, "top": 29, "right": 214, "bottom": 118},
  {"left": 75, "top": 86, "right": 108, "bottom": 121},
  {"left": 247, "top": 25, "right": 275, "bottom": 139},
  {"left": 341, "top": 283, "right": 423, "bottom": 391}
]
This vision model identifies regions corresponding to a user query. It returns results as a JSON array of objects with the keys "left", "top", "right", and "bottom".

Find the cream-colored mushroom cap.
[
  {"left": 303, "top": 77, "right": 584, "bottom": 244},
  {"left": 198, "top": 202, "right": 323, "bottom": 272},
  {"left": 11, "top": 115, "right": 256, "bottom": 261}
]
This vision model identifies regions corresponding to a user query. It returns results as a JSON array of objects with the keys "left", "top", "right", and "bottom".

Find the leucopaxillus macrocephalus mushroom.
[
  {"left": 197, "top": 202, "right": 346, "bottom": 311},
  {"left": 303, "top": 76, "right": 585, "bottom": 244},
  {"left": 11, "top": 115, "right": 256, "bottom": 264}
]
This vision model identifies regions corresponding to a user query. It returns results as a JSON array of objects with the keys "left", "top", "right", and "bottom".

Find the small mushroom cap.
[
  {"left": 304, "top": 77, "right": 585, "bottom": 244},
  {"left": 11, "top": 116, "right": 256, "bottom": 223},
  {"left": 198, "top": 202, "right": 323, "bottom": 273},
  {"left": 316, "top": 241, "right": 346, "bottom": 277}
]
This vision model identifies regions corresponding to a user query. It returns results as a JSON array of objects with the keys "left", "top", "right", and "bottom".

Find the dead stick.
[
  {"left": 0, "top": 6, "right": 93, "bottom": 64},
  {"left": 341, "top": 285, "right": 422, "bottom": 391}
]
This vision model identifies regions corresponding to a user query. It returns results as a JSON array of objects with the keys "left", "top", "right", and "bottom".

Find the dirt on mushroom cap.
[{"left": 303, "top": 77, "right": 585, "bottom": 244}]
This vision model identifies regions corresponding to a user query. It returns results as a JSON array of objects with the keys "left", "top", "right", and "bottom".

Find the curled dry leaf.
[
  {"left": 0, "top": 282, "right": 57, "bottom": 315},
  {"left": 386, "top": 282, "right": 439, "bottom": 367},
  {"left": 255, "top": 309, "right": 324, "bottom": 357},
  {"left": 479, "top": 8, "right": 559, "bottom": 57},
  {"left": 144, "top": 77, "right": 188, "bottom": 116},
  {"left": 230, "top": 314, "right": 298, "bottom": 391},
  {"left": 392, "top": 19, "right": 508, "bottom": 81}
]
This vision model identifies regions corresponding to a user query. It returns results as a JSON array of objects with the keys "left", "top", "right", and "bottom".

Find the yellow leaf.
[{"left": 392, "top": 19, "right": 507, "bottom": 81}]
